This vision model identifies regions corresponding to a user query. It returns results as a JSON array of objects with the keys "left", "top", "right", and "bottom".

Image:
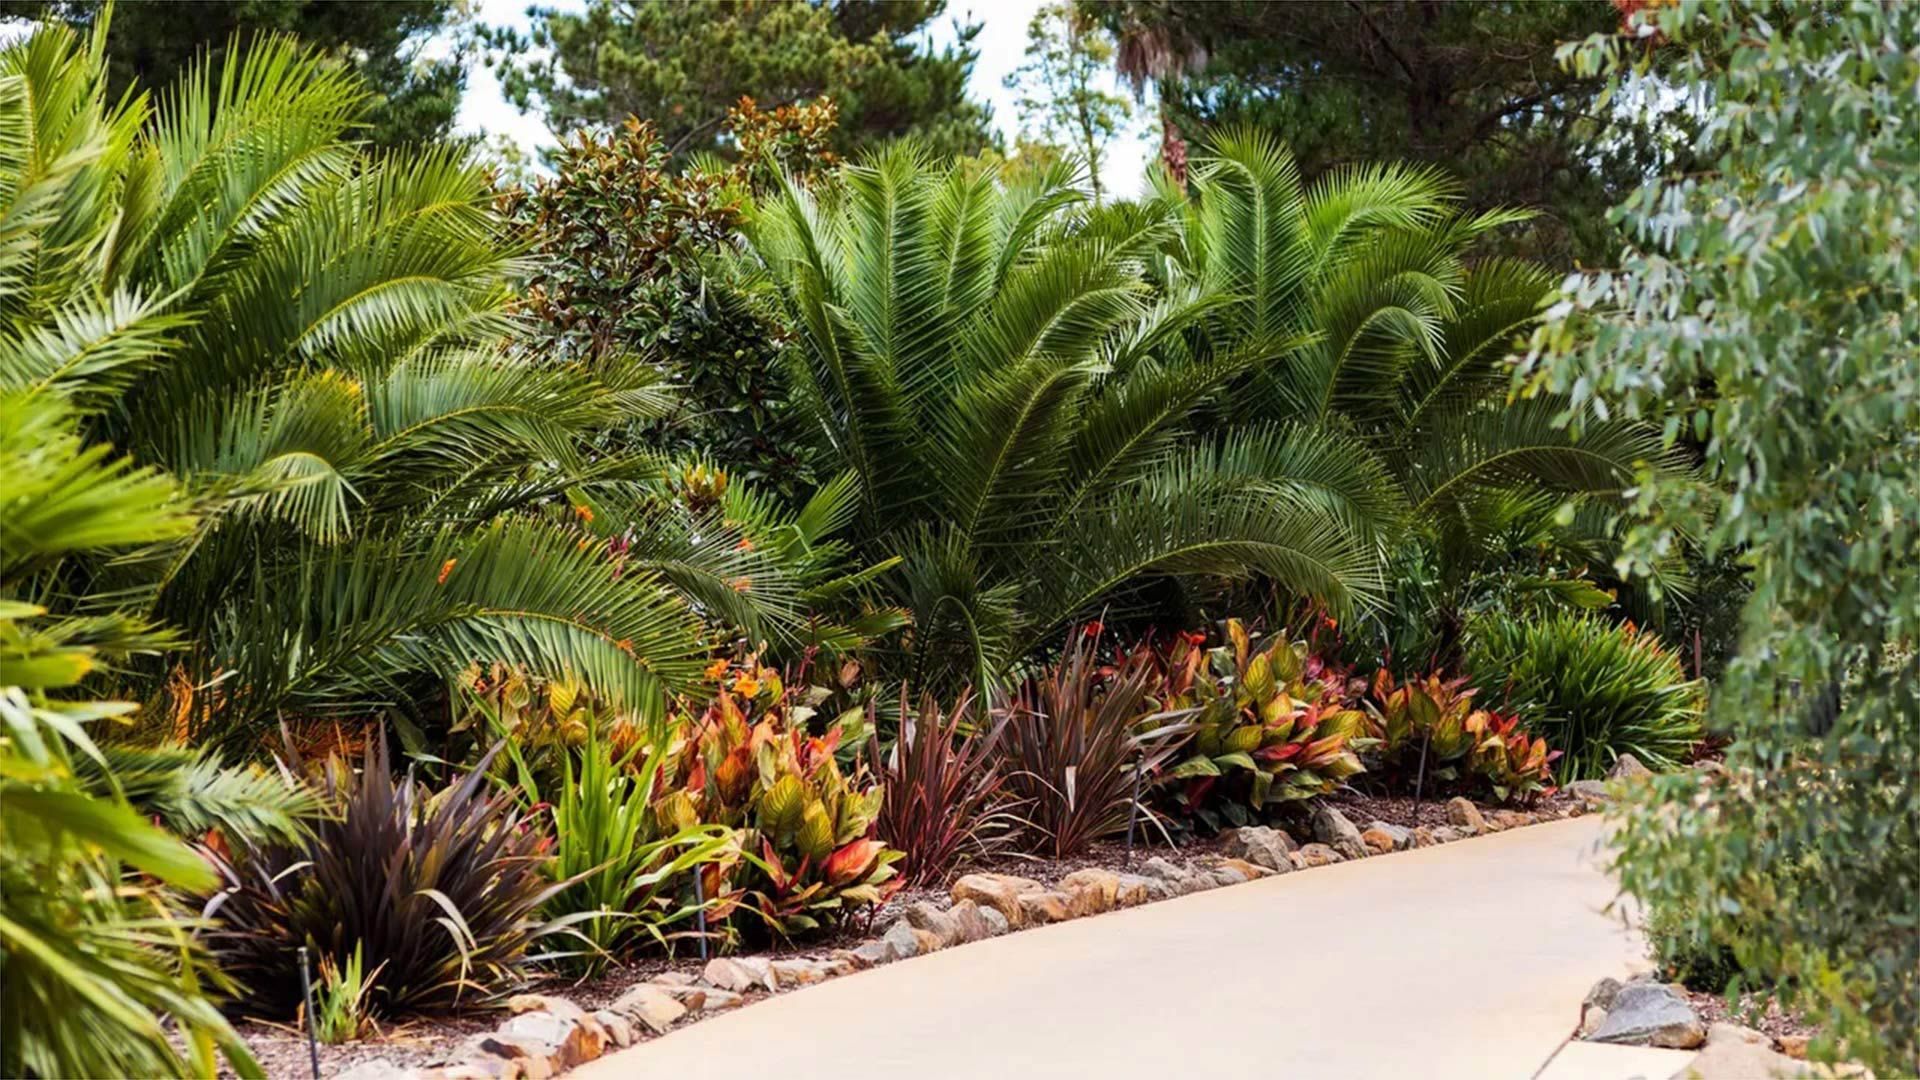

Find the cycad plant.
[
  {"left": 746, "top": 147, "right": 1396, "bottom": 685},
  {"left": 1163, "top": 131, "right": 1690, "bottom": 665},
  {"left": 0, "top": 393, "right": 309, "bottom": 1079},
  {"left": 0, "top": 22, "right": 869, "bottom": 749}
]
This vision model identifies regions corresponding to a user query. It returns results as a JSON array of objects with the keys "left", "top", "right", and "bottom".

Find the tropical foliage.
[
  {"left": 872, "top": 688, "right": 1017, "bottom": 887},
  {"left": 1465, "top": 613, "right": 1702, "bottom": 781},
  {"left": 745, "top": 146, "right": 1396, "bottom": 686},
  {"left": 1153, "top": 620, "right": 1366, "bottom": 830},
  {"left": 1364, "top": 669, "right": 1558, "bottom": 801}
]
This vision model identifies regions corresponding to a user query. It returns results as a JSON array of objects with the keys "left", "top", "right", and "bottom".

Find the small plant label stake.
[
  {"left": 1122, "top": 764, "right": 1144, "bottom": 866},
  {"left": 1411, "top": 729, "right": 1433, "bottom": 830},
  {"left": 297, "top": 946, "right": 321, "bottom": 1080}
]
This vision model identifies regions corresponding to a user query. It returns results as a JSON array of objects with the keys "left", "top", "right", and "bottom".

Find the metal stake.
[
  {"left": 692, "top": 868, "right": 710, "bottom": 962},
  {"left": 1123, "top": 765, "right": 1144, "bottom": 865},
  {"left": 297, "top": 946, "right": 321, "bottom": 1080},
  {"left": 1411, "top": 729, "right": 1433, "bottom": 831}
]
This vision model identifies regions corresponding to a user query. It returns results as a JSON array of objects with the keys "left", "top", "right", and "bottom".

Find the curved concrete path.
[{"left": 575, "top": 817, "right": 1643, "bottom": 1080}]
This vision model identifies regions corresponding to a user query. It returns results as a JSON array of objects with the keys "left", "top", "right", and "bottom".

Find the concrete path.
[{"left": 574, "top": 817, "right": 1649, "bottom": 1080}]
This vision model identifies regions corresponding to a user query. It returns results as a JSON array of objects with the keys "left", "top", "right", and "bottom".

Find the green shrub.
[
  {"left": 1465, "top": 613, "right": 1703, "bottom": 781},
  {"left": 1645, "top": 895, "right": 1744, "bottom": 995}
]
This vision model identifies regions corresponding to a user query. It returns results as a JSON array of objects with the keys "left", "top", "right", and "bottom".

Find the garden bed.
[{"left": 235, "top": 793, "right": 1579, "bottom": 1080}]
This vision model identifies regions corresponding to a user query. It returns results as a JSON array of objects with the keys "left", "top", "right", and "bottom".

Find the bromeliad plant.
[
  {"left": 654, "top": 659, "right": 902, "bottom": 940},
  {"left": 1157, "top": 621, "right": 1367, "bottom": 830}
]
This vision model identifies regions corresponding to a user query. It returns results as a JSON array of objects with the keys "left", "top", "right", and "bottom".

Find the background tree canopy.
[
  {"left": 1, "top": 0, "right": 464, "bottom": 149},
  {"left": 490, "top": 0, "right": 996, "bottom": 164},
  {"left": 1091, "top": 0, "right": 1691, "bottom": 267}
]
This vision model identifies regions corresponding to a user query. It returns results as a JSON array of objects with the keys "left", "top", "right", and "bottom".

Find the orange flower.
[
  {"left": 735, "top": 536, "right": 755, "bottom": 552},
  {"left": 704, "top": 658, "right": 730, "bottom": 682},
  {"left": 729, "top": 576, "right": 752, "bottom": 593},
  {"left": 573, "top": 503, "right": 595, "bottom": 524},
  {"left": 731, "top": 673, "right": 761, "bottom": 698},
  {"left": 437, "top": 558, "right": 458, "bottom": 585}
]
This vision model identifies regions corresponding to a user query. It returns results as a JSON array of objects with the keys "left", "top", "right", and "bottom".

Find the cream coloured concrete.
[
  {"left": 573, "top": 817, "right": 1642, "bottom": 1080},
  {"left": 1536, "top": 1039, "right": 1698, "bottom": 1080}
]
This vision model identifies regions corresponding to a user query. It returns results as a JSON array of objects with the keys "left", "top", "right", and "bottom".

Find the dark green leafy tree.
[
  {"left": 1092, "top": 0, "right": 1692, "bottom": 266},
  {"left": 489, "top": 0, "right": 994, "bottom": 164},
  {"left": 2, "top": 0, "right": 466, "bottom": 148},
  {"left": 1004, "top": 1, "right": 1134, "bottom": 203},
  {"left": 1525, "top": 2, "right": 1920, "bottom": 1070}
]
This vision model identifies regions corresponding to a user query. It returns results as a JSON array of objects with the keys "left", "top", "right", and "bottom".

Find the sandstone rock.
[
  {"left": 1609, "top": 753, "right": 1653, "bottom": 781},
  {"left": 1672, "top": 1038, "right": 1811, "bottom": 1079},
  {"left": 1311, "top": 803, "right": 1369, "bottom": 859},
  {"left": 1143, "top": 876, "right": 1178, "bottom": 901},
  {"left": 850, "top": 938, "right": 894, "bottom": 967},
  {"left": 1445, "top": 797, "right": 1487, "bottom": 834},
  {"left": 645, "top": 981, "right": 710, "bottom": 1010},
  {"left": 421, "top": 1064, "right": 517, "bottom": 1080},
  {"left": 649, "top": 971, "right": 699, "bottom": 987},
  {"left": 1219, "top": 857, "right": 1273, "bottom": 879},
  {"left": 1112, "top": 873, "right": 1155, "bottom": 904},
  {"left": 1138, "top": 855, "right": 1189, "bottom": 883},
  {"left": 1492, "top": 809, "right": 1532, "bottom": 830},
  {"left": 1360, "top": 827, "right": 1396, "bottom": 855},
  {"left": 1706, "top": 1023, "right": 1771, "bottom": 1048},
  {"left": 1779, "top": 1035, "right": 1810, "bottom": 1060},
  {"left": 702, "top": 955, "right": 776, "bottom": 993},
  {"left": 979, "top": 905, "right": 1010, "bottom": 936},
  {"left": 946, "top": 898, "right": 993, "bottom": 942},
  {"left": 904, "top": 900, "right": 963, "bottom": 946},
  {"left": 1412, "top": 826, "right": 1439, "bottom": 847},
  {"left": 1584, "top": 976, "right": 1624, "bottom": 1013},
  {"left": 593, "top": 1009, "right": 635, "bottom": 1048},
  {"left": 1580, "top": 1007, "right": 1608, "bottom": 1038},
  {"left": 1222, "top": 825, "right": 1296, "bottom": 870},
  {"left": 1016, "top": 889, "right": 1072, "bottom": 925},
  {"left": 1568, "top": 779, "right": 1610, "bottom": 807},
  {"left": 951, "top": 873, "right": 1042, "bottom": 927},
  {"left": 770, "top": 957, "right": 836, "bottom": 987},
  {"left": 610, "top": 983, "right": 688, "bottom": 1034},
  {"left": 696, "top": 987, "right": 744, "bottom": 1012},
  {"left": 501, "top": 1011, "right": 602, "bottom": 1068},
  {"left": 1589, "top": 982, "right": 1705, "bottom": 1049},
  {"left": 1059, "top": 868, "right": 1122, "bottom": 916},
  {"left": 336, "top": 1059, "right": 413, "bottom": 1080},
  {"left": 1430, "top": 825, "right": 1463, "bottom": 843},
  {"left": 1367, "top": 821, "right": 1413, "bottom": 851},
  {"left": 881, "top": 918, "right": 923, "bottom": 959},
  {"left": 1295, "top": 842, "right": 1342, "bottom": 867},
  {"left": 1210, "top": 863, "right": 1250, "bottom": 886},
  {"left": 473, "top": 1034, "right": 558, "bottom": 1080}
]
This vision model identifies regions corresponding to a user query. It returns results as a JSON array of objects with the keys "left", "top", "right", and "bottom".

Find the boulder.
[
  {"left": 1015, "top": 889, "right": 1072, "bottom": 925},
  {"left": 1412, "top": 826, "right": 1440, "bottom": 847},
  {"left": 1445, "top": 797, "right": 1487, "bottom": 834},
  {"left": 769, "top": 957, "right": 836, "bottom": 987},
  {"left": 1112, "top": 873, "right": 1155, "bottom": 904},
  {"left": 1583, "top": 976, "right": 1624, "bottom": 1012},
  {"left": 644, "top": 981, "right": 709, "bottom": 1010},
  {"left": 702, "top": 955, "right": 776, "bottom": 993},
  {"left": 1778, "top": 1035, "right": 1810, "bottom": 1060},
  {"left": 1568, "top": 779, "right": 1610, "bottom": 807},
  {"left": 1366, "top": 821, "right": 1413, "bottom": 851},
  {"left": 1579, "top": 1008, "right": 1608, "bottom": 1038},
  {"left": 1609, "top": 753, "right": 1653, "bottom": 781},
  {"left": 1588, "top": 982, "right": 1705, "bottom": 1049},
  {"left": 951, "top": 873, "right": 1042, "bottom": 927},
  {"left": 1217, "top": 857, "right": 1273, "bottom": 880},
  {"left": 979, "top": 905, "right": 1010, "bottom": 936},
  {"left": 609, "top": 983, "right": 687, "bottom": 1034},
  {"left": 471, "top": 1036, "right": 555, "bottom": 1080},
  {"left": 649, "top": 971, "right": 699, "bottom": 987},
  {"left": 500, "top": 1011, "right": 603, "bottom": 1068},
  {"left": 1295, "top": 843, "right": 1342, "bottom": 867},
  {"left": 904, "top": 901, "right": 963, "bottom": 947},
  {"left": 1222, "top": 825, "right": 1296, "bottom": 870},
  {"left": 1360, "top": 827, "right": 1395, "bottom": 856},
  {"left": 695, "top": 987, "right": 744, "bottom": 1012},
  {"left": 421, "top": 1064, "right": 517, "bottom": 1080},
  {"left": 592, "top": 1009, "right": 635, "bottom": 1049},
  {"left": 1058, "top": 868, "right": 1122, "bottom": 916},
  {"left": 506, "top": 994, "right": 584, "bottom": 1021},
  {"left": 1492, "top": 809, "right": 1533, "bottom": 830},
  {"left": 881, "top": 918, "right": 924, "bottom": 959},
  {"left": 850, "top": 938, "right": 894, "bottom": 967},
  {"left": 946, "top": 898, "right": 994, "bottom": 942},
  {"left": 1430, "top": 825, "right": 1463, "bottom": 843},
  {"left": 1209, "top": 863, "right": 1250, "bottom": 886},
  {"left": 1310, "top": 803, "right": 1369, "bottom": 860}
]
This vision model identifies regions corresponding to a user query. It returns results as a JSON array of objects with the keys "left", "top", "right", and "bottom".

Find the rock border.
[{"left": 335, "top": 796, "right": 1586, "bottom": 1080}]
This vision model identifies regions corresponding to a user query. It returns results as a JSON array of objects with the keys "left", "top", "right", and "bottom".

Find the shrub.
[
  {"left": 503, "top": 728, "right": 733, "bottom": 976},
  {"left": 206, "top": 741, "right": 562, "bottom": 1018},
  {"left": 1152, "top": 622, "right": 1367, "bottom": 831},
  {"left": 871, "top": 688, "right": 1018, "bottom": 888},
  {"left": 996, "top": 631, "right": 1189, "bottom": 858},
  {"left": 653, "top": 659, "right": 903, "bottom": 941},
  {"left": 1465, "top": 613, "right": 1703, "bottom": 781}
]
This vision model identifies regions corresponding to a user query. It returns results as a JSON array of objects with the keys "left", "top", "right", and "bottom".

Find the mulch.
[{"left": 1683, "top": 985, "right": 1819, "bottom": 1043}]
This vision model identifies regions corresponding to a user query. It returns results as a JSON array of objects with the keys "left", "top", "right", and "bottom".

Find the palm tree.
[
  {"left": 744, "top": 148, "right": 1397, "bottom": 685},
  {"left": 1165, "top": 130, "right": 1688, "bottom": 664},
  {"left": 2, "top": 23, "right": 865, "bottom": 748}
]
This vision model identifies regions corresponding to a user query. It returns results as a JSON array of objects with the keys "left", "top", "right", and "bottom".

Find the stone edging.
[{"left": 337, "top": 796, "right": 1593, "bottom": 1080}]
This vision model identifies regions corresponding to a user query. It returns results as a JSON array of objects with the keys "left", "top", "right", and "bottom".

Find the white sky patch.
[{"left": 445, "top": 0, "right": 1158, "bottom": 196}]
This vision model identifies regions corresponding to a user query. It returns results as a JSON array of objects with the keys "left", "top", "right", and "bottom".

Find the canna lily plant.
[
  {"left": 1363, "top": 669, "right": 1558, "bottom": 802},
  {"left": 1469, "top": 712, "right": 1560, "bottom": 803},
  {"left": 1157, "top": 620, "right": 1367, "bottom": 830}
]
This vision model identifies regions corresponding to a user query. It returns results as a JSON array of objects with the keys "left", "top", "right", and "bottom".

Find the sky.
[{"left": 447, "top": 0, "right": 1159, "bottom": 197}]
